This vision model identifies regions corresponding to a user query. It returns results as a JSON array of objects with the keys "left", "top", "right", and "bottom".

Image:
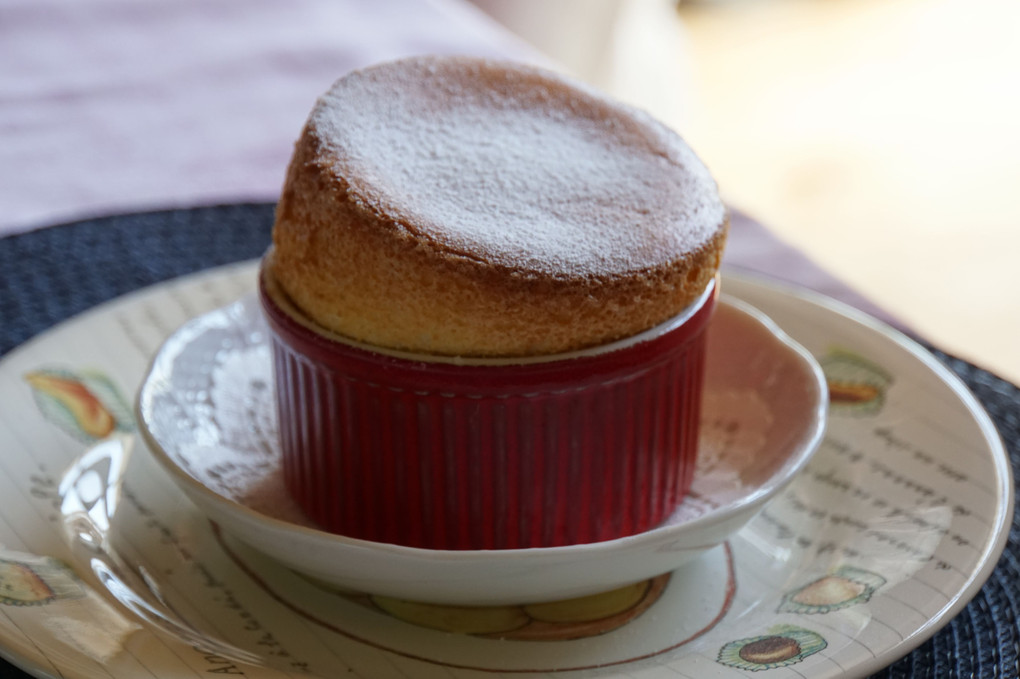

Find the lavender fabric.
[
  {"left": 0, "top": 0, "right": 889, "bottom": 319},
  {"left": 0, "top": 0, "right": 534, "bottom": 235}
]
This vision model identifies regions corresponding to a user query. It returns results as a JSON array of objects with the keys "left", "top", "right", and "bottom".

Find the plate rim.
[{"left": 722, "top": 269, "right": 1015, "bottom": 677}]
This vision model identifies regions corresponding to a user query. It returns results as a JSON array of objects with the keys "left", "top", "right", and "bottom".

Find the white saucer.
[
  {"left": 0, "top": 262, "right": 1010, "bottom": 678},
  {"left": 136, "top": 293, "right": 828, "bottom": 605}
]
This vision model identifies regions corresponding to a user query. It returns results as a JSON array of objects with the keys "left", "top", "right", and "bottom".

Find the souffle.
[
  {"left": 269, "top": 56, "right": 727, "bottom": 358},
  {"left": 261, "top": 55, "right": 728, "bottom": 550}
]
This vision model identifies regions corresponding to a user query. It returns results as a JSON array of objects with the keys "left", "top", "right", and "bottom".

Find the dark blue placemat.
[
  {"left": 0, "top": 204, "right": 1017, "bottom": 678},
  {"left": 0, "top": 203, "right": 276, "bottom": 355}
]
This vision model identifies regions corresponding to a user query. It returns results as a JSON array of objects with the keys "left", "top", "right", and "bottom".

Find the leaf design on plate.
[
  {"left": 25, "top": 367, "right": 135, "bottom": 440},
  {"left": 818, "top": 350, "right": 893, "bottom": 416},
  {"left": 717, "top": 625, "right": 827, "bottom": 671},
  {"left": 779, "top": 565, "right": 887, "bottom": 614},
  {"left": 0, "top": 556, "right": 86, "bottom": 607}
]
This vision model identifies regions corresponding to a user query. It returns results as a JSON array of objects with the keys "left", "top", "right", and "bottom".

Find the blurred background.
[{"left": 469, "top": 0, "right": 1020, "bottom": 384}]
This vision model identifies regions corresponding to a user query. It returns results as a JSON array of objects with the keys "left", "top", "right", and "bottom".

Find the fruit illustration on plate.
[
  {"left": 0, "top": 556, "right": 85, "bottom": 607},
  {"left": 818, "top": 350, "right": 892, "bottom": 416},
  {"left": 779, "top": 566, "right": 886, "bottom": 614},
  {"left": 370, "top": 598, "right": 531, "bottom": 635},
  {"left": 717, "top": 625, "right": 827, "bottom": 671},
  {"left": 24, "top": 367, "right": 134, "bottom": 441},
  {"left": 360, "top": 574, "right": 669, "bottom": 641}
]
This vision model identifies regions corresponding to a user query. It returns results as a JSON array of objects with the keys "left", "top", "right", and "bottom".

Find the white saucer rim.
[{"left": 136, "top": 292, "right": 828, "bottom": 562}]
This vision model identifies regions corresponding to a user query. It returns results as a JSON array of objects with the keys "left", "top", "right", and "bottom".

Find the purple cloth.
[
  {"left": 726, "top": 210, "right": 897, "bottom": 325},
  {"left": 0, "top": 0, "right": 535, "bottom": 234},
  {"left": 0, "top": 0, "right": 890, "bottom": 322}
]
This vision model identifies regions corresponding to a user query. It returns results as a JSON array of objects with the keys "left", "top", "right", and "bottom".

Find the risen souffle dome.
[{"left": 270, "top": 56, "right": 728, "bottom": 357}]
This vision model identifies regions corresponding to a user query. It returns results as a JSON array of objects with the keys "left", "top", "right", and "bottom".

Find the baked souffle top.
[{"left": 270, "top": 56, "right": 728, "bottom": 357}]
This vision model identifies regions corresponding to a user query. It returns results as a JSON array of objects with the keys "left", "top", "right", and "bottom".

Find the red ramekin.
[{"left": 259, "top": 261, "right": 717, "bottom": 550}]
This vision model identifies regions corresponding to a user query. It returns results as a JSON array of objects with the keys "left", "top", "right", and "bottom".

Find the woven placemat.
[{"left": 1, "top": 204, "right": 1017, "bottom": 678}]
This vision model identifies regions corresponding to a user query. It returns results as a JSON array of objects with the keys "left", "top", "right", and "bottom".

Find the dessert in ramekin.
[{"left": 261, "top": 55, "right": 728, "bottom": 550}]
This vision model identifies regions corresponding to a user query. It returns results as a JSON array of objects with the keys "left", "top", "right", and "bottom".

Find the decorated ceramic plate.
[{"left": 0, "top": 262, "right": 1010, "bottom": 679}]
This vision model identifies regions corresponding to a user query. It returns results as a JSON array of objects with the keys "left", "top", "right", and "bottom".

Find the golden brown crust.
[{"left": 271, "top": 56, "right": 728, "bottom": 357}]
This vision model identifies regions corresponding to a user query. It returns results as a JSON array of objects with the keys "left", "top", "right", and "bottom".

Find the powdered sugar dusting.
[{"left": 308, "top": 57, "right": 725, "bottom": 277}]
